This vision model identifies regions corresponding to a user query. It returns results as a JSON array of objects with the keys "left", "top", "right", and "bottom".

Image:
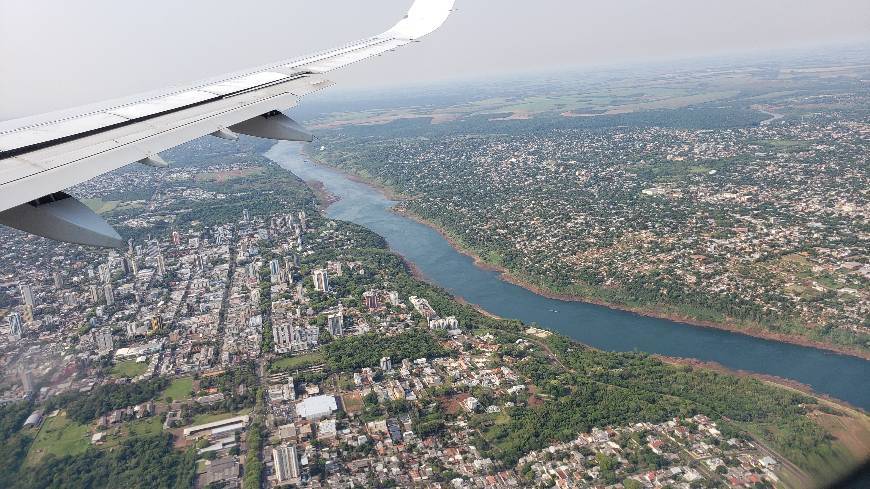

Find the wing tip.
[{"left": 386, "top": 0, "right": 457, "bottom": 40}]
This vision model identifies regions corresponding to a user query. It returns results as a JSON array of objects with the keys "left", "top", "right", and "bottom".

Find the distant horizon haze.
[{"left": 2, "top": 0, "right": 869, "bottom": 120}]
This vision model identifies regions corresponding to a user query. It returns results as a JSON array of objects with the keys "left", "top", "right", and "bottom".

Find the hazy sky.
[{"left": 1, "top": 0, "right": 868, "bottom": 120}]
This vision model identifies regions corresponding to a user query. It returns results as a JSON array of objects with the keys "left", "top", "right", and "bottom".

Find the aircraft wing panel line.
[{"left": 0, "top": 0, "right": 455, "bottom": 219}]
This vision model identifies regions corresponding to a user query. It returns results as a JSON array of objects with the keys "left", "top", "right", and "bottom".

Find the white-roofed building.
[{"left": 295, "top": 395, "right": 338, "bottom": 420}]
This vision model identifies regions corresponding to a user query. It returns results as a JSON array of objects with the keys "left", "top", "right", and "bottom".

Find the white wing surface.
[{"left": 0, "top": 0, "right": 455, "bottom": 247}]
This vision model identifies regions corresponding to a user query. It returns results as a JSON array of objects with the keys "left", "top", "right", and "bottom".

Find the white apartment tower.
[
  {"left": 312, "top": 269, "right": 329, "bottom": 292},
  {"left": 380, "top": 356, "right": 392, "bottom": 372},
  {"left": 20, "top": 284, "right": 34, "bottom": 307},
  {"left": 327, "top": 311, "right": 344, "bottom": 337},
  {"left": 8, "top": 312, "right": 23, "bottom": 340},
  {"left": 103, "top": 283, "right": 115, "bottom": 306}
]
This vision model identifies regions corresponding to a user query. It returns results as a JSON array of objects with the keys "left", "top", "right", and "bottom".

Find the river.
[{"left": 266, "top": 142, "right": 870, "bottom": 410}]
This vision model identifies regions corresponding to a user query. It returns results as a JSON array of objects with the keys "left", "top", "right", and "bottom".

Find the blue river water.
[{"left": 267, "top": 142, "right": 870, "bottom": 410}]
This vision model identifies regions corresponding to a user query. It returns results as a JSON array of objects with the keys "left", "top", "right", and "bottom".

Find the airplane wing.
[{"left": 0, "top": 0, "right": 455, "bottom": 248}]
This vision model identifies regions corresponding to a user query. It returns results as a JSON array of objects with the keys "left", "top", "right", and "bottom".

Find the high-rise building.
[
  {"left": 94, "top": 330, "right": 113, "bottom": 352},
  {"left": 8, "top": 312, "right": 23, "bottom": 340},
  {"left": 270, "top": 259, "right": 283, "bottom": 283},
  {"left": 387, "top": 291, "right": 401, "bottom": 306},
  {"left": 171, "top": 231, "right": 181, "bottom": 246},
  {"left": 19, "top": 284, "right": 34, "bottom": 307},
  {"left": 126, "top": 322, "right": 149, "bottom": 337},
  {"left": 363, "top": 290, "right": 379, "bottom": 310},
  {"left": 274, "top": 323, "right": 320, "bottom": 353},
  {"left": 90, "top": 285, "right": 101, "bottom": 303},
  {"left": 194, "top": 254, "right": 204, "bottom": 270},
  {"left": 156, "top": 254, "right": 166, "bottom": 275},
  {"left": 272, "top": 445, "right": 299, "bottom": 482},
  {"left": 103, "top": 283, "right": 115, "bottom": 306},
  {"left": 291, "top": 326, "right": 319, "bottom": 350},
  {"left": 428, "top": 316, "right": 460, "bottom": 331},
  {"left": 286, "top": 377, "right": 296, "bottom": 401},
  {"left": 52, "top": 272, "right": 64, "bottom": 289},
  {"left": 189, "top": 237, "right": 200, "bottom": 249},
  {"left": 121, "top": 257, "right": 131, "bottom": 275},
  {"left": 242, "top": 209, "right": 250, "bottom": 222},
  {"left": 327, "top": 311, "right": 344, "bottom": 337},
  {"left": 312, "top": 269, "right": 329, "bottom": 292},
  {"left": 380, "top": 356, "right": 392, "bottom": 371},
  {"left": 273, "top": 321, "right": 293, "bottom": 351},
  {"left": 131, "top": 258, "right": 138, "bottom": 275}
]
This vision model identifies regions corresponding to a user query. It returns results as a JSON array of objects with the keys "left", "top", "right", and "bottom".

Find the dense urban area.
[
  {"left": 310, "top": 57, "right": 870, "bottom": 357},
  {"left": 1, "top": 55, "right": 869, "bottom": 489}
]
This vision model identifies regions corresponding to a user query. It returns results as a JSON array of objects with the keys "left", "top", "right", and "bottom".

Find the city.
[
  {"left": 0, "top": 137, "right": 867, "bottom": 488},
  {"left": 311, "top": 59, "right": 870, "bottom": 358}
]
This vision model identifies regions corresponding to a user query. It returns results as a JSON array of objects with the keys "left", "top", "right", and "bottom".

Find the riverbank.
[
  {"left": 306, "top": 179, "right": 340, "bottom": 208},
  {"left": 303, "top": 147, "right": 869, "bottom": 361},
  {"left": 399, "top": 205, "right": 870, "bottom": 361},
  {"left": 655, "top": 355, "right": 866, "bottom": 413}
]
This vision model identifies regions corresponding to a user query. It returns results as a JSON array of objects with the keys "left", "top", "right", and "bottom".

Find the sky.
[{"left": 1, "top": 0, "right": 869, "bottom": 120}]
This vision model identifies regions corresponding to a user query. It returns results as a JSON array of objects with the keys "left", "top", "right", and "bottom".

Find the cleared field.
[
  {"left": 81, "top": 197, "right": 120, "bottom": 214},
  {"left": 127, "top": 416, "right": 164, "bottom": 438},
  {"left": 270, "top": 352, "right": 325, "bottom": 372},
  {"left": 26, "top": 414, "right": 90, "bottom": 465},
  {"left": 341, "top": 392, "right": 364, "bottom": 415},
  {"left": 111, "top": 359, "right": 147, "bottom": 378},
  {"left": 162, "top": 377, "right": 194, "bottom": 402}
]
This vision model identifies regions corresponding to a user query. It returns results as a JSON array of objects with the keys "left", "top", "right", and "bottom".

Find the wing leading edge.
[{"left": 0, "top": 0, "right": 455, "bottom": 247}]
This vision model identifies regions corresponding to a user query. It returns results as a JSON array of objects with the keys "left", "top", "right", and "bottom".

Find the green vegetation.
[
  {"left": 314, "top": 89, "right": 870, "bottom": 354},
  {"left": 26, "top": 414, "right": 90, "bottom": 465},
  {"left": 17, "top": 433, "right": 196, "bottom": 489},
  {"left": 162, "top": 377, "right": 194, "bottom": 402},
  {"left": 125, "top": 416, "right": 164, "bottom": 439},
  {"left": 0, "top": 401, "right": 34, "bottom": 487},
  {"left": 270, "top": 352, "right": 325, "bottom": 372},
  {"left": 324, "top": 329, "right": 451, "bottom": 372},
  {"left": 196, "top": 363, "right": 259, "bottom": 412},
  {"left": 45, "top": 378, "right": 169, "bottom": 424},
  {"left": 480, "top": 333, "right": 850, "bottom": 482},
  {"left": 111, "top": 360, "right": 147, "bottom": 378},
  {"left": 242, "top": 423, "right": 264, "bottom": 489}
]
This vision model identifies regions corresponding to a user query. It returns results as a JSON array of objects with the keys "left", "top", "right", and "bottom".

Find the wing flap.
[{"left": 0, "top": 0, "right": 455, "bottom": 216}]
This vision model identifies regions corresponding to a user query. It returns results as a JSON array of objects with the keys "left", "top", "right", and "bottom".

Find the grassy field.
[
  {"left": 162, "top": 377, "right": 194, "bottom": 402},
  {"left": 26, "top": 414, "right": 90, "bottom": 465},
  {"left": 270, "top": 352, "right": 325, "bottom": 372},
  {"left": 191, "top": 409, "right": 250, "bottom": 426},
  {"left": 111, "top": 359, "right": 147, "bottom": 378},
  {"left": 100, "top": 416, "right": 164, "bottom": 449},
  {"left": 81, "top": 198, "right": 121, "bottom": 214},
  {"left": 126, "top": 416, "right": 164, "bottom": 438}
]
